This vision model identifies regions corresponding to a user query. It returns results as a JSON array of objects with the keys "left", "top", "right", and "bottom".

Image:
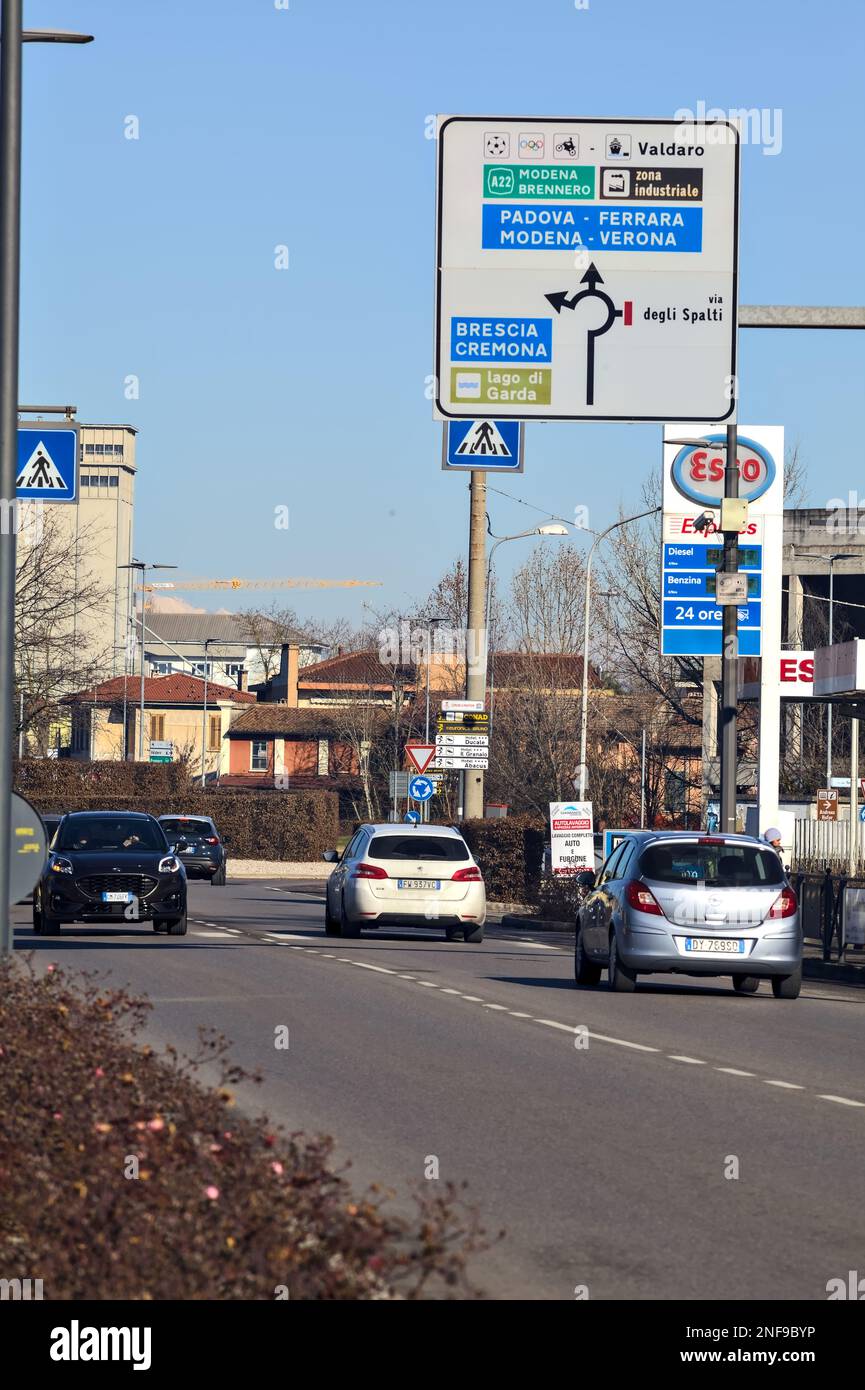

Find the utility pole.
[
  {"left": 463, "top": 471, "right": 487, "bottom": 820},
  {"left": 720, "top": 420, "right": 740, "bottom": 833},
  {"left": 200, "top": 637, "right": 214, "bottom": 788}
]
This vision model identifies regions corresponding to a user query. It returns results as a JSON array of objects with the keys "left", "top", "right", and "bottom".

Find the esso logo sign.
[
  {"left": 780, "top": 654, "right": 814, "bottom": 690},
  {"left": 670, "top": 433, "right": 776, "bottom": 507}
]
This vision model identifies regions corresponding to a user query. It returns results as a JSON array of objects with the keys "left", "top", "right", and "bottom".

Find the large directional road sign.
[
  {"left": 16, "top": 423, "right": 78, "bottom": 502},
  {"left": 435, "top": 116, "right": 739, "bottom": 422}
]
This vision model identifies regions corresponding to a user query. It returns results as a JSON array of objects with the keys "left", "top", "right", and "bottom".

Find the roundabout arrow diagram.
[{"left": 545, "top": 263, "right": 632, "bottom": 406}]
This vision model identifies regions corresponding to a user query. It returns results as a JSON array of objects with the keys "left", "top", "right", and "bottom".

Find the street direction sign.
[
  {"left": 149, "top": 740, "right": 174, "bottom": 764},
  {"left": 436, "top": 733, "right": 489, "bottom": 746},
  {"left": 442, "top": 419, "right": 525, "bottom": 471},
  {"left": 405, "top": 743, "right": 437, "bottom": 773},
  {"left": 435, "top": 116, "right": 739, "bottom": 422},
  {"left": 435, "top": 711, "right": 489, "bottom": 734},
  {"left": 409, "top": 775, "right": 435, "bottom": 803},
  {"left": 9, "top": 792, "right": 47, "bottom": 907},
  {"left": 404, "top": 809, "right": 421, "bottom": 824},
  {"left": 441, "top": 699, "right": 486, "bottom": 712},
  {"left": 433, "top": 756, "right": 489, "bottom": 770},
  {"left": 16, "top": 423, "right": 78, "bottom": 502}
]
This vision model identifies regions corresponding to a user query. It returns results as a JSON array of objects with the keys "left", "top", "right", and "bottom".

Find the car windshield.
[
  {"left": 367, "top": 835, "right": 469, "bottom": 862},
  {"left": 639, "top": 841, "right": 784, "bottom": 887},
  {"left": 56, "top": 817, "right": 167, "bottom": 853},
  {"left": 161, "top": 818, "right": 213, "bottom": 836}
]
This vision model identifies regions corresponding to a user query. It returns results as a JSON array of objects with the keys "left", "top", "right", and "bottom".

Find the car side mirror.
[
  {"left": 322, "top": 849, "right": 338, "bottom": 863},
  {"left": 576, "top": 869, "right": 596, "bottom": 889}
]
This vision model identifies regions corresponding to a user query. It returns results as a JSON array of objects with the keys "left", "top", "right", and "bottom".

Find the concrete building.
[
  {"left": 17, "top": 410, "right": 138, "bottom": 680},
  {"left": 140, "top": 612, "right": 324, "bottom": 695}
]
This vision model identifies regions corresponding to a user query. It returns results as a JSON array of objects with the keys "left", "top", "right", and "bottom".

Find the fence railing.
[
  {"left": 793, "top": 871, "right": 865, "bottom": 962},
  {"left": 793, "top": 820, "right": 865, "bottom": 874}
]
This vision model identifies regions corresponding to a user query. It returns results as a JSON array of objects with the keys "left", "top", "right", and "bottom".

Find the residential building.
[
  {"left": 64, "top": 673, "right": 255, "bottom": 776},
  {"left": 140, "top": 612, "right": 324, "bottom": 694}
]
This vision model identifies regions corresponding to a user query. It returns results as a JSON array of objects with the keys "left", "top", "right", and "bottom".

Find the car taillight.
[
  {"left": 452, "top": 866, "right": 483, "bottom": 882},
  {"left": 205, "top": 837, "right": 219, "bottom": 844},
  {"left": 352, "top": 863, "right": 388, "bottom": 879},
  {"left": 625, "top": 879, "right": 664, "bottom": 916},
  {"left": 768, "top": 886, "right": 797, "bottom": 919}
]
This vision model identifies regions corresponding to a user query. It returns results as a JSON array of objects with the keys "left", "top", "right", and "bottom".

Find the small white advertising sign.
[{"left": 550, "top": 800, "right": 594, "bottom": 875}]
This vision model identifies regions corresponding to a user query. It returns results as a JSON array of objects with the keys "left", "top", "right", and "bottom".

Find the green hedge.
[
  {"left": 13, "top": 758, "right": 188, "bottom": 800},
  {"left": 14, "top": 764, "right": 338, "bottom": 862},
  {"left": 458, "top": 815, "right": 546, "bottom": 904}
]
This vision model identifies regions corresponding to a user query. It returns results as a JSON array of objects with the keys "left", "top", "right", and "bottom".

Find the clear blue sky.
[{"left": 21, "top": 0, "right": 865, "bottom": 628}]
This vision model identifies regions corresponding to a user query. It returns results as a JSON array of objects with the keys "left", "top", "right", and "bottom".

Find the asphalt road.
[{"left": 12, "top": 879, "right": 865, "bottom": 1301}]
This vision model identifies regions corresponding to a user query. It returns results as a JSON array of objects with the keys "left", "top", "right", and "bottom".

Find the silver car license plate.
[
  {"left": 102, "top": 891, "right": 131, "bottom": 903},
  {"left": 685, "top": 937, "right": 745, "bottom": 953},
  {"left": 397, "top": 879, "right": 440, "bottom": 890}
]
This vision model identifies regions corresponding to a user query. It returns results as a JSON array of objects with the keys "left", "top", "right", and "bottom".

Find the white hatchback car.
[{"left": 323, "top": 823, "right": 486, "bottom": 942}]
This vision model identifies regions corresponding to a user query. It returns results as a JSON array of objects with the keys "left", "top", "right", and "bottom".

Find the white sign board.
[
  {"left": 813, "top": 640, "right": 865, "bottom": 697},
  {"left": 844, "top": 888, "right": 865, "bottom": 946},
  {"left": 550, "top": 800, "right": 594, "bottom": 875},
  {"left": 435, "top": 116, "right": 739, "bottom": 422},
  {"left": 739, "top": 652, "right": 814, "bottom": 701}
]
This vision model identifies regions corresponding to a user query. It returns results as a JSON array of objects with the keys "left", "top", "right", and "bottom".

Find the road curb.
[
  {"left": 500, "top": 913, "right": 573, "bottom": 934},
  {"left": 803, "top": 957, "right": 865, "bottom": 989}
]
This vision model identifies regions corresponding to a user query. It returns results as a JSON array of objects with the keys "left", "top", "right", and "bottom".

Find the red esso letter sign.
[
  {"left": 779, "top": 655, "right": 814, "bottom": 689},
  {"left": 688, "top": 451, "right": 724, "bottom": 483}
]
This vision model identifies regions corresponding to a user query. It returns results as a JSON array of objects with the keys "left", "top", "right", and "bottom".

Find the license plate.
[
  {"left": 102, "top": 891, "right": 131, "bottom": 903},
  {"left": 397, "top": 879, "right": 440, "bottom": 890},
  {"left": 685, "top": 937, "right": 745, "bottom": 953}
]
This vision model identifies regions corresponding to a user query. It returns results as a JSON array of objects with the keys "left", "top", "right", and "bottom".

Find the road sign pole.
[
  {"left": 720, "top": 421, "right": 739, "bottom": 833},
  {"left": 0, "top": 0, "right": 22, "bottom": 956},
  {"left": 464, "top": 470, "right": 487, "bottom": 819}
]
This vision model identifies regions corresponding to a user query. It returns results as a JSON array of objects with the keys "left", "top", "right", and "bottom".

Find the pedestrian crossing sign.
[
  {"left": 16, "top": 425, "right": 78, "bottom": 501},
  {"left": 442, "top": 418, "right": 524, "bottom": 471}
]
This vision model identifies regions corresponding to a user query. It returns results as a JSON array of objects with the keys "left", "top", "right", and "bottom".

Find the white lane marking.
[
  {"left": 352, "top": 962, "right": 396, "bottom": 976},
  {"left": 715, "top": 1067, "right": 755, "bottom": 1077},
  {"left": 461, "top": 994, "right": 483, "bottom": 1002},
  {"left": 508, "top": 939, "right": 558, "bottom": 950},
  {"left": 587, "top": 1031, "right": 660, "bottom": 1054},
  {"left": 193, "top": 930, "right": 234, "bottom": 939},
  {"left": 398, "top": 973, "right": 417, "bottom": 980},
  {"left": 417, "top": 981, "right": 438, "bottom": 988},
  {"left": 263, "top": 932, "right": 310, "bottom": 942},
  {"left": 509, "top": 1011, "right": 532, "bottom": 1019},
  {"left": 537, "top": 1019, "right": 577, "bottom": 1033},
  {"left": 668, "top": 1055, "right": 706, "bottom": 1065},
  {"left": 818, "top": 1094, "right": 865, "bottom": 1108},
  {"left": 484, "top": 1003, "right": 508, "bottom": 1011},
  {"left": 440, "top": 987, "right": 462, "bottom": 995},
  {"left": 764, "top": 1079, "right": 804, "bottom": 1090}
]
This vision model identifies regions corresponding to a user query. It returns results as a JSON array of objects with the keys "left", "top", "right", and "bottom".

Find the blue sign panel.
[
  {"left": 16, "top": 426, "right": 78, "bottom": 502},
  {"left": 404, "top": 809, "right": 421, "bottom": 824},
  {"left": 444, "top": 418, "right": 523, "bottom": 472},
  {"left": 450, "top": 316, "right": 552, "bottom": 362},
  {"left": 482, "top": 205, "right": 703, "bottom": 252},
  {"left": 662, "top": 532, "right": 763, "bottom": 658},
  {"left": 408, "top": 775, "right": 434, "bottom": 803}
]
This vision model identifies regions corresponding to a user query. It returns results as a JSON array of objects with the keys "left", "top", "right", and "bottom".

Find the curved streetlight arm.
[{"left": 578, "top": 505, "right": 661, "bottom": 800}]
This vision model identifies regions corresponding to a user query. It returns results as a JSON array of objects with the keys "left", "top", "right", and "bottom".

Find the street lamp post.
[
  {"left": 0, "top": 7, "right": 94, "bottom": 955},
  {"left": 118, "top": 561, "right": 177, "bottom": 760},
  {"left": 483, "top": 523, "right": 569, "bottom": 737},
  {"left": 578, "top": 507, "right": 660, "bottom": 800}
]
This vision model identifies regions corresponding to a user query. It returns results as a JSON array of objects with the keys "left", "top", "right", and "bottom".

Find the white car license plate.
[
  {"left": 685, "top": 937, "right": 745, "bottom": 954},
  {"left": 102, "top": 891, "right": 131, "bottom": 903},
  {"left": 397, "top": 879, "right": 440, "bottom": 890}
]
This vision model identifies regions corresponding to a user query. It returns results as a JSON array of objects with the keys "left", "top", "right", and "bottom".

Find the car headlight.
[
  {"left": 158, "top": 855, "right": 181, "bottom": 874},
  {"left": 50, "top": 856, "right": 74, "bottom": 874}
]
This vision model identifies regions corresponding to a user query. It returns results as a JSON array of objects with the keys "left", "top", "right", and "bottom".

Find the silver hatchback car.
[{"left": 574, "top": 831, "right": 802, "bottom": 998}]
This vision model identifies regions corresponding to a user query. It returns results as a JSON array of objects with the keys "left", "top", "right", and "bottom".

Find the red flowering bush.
[{"left": 0, "top": 958, "right": 493, "bottom": 1299}]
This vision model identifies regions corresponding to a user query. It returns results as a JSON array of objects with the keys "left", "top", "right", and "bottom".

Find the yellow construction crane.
[{"left": 140, "top": 576, "right": 381, "bottom": 592}]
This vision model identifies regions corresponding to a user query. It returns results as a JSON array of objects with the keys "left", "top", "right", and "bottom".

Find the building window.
[
  {"left": 317, "top": 738, "right": 329, "bottom": 775},
  {"left": 209, "top": 714, "right": 221, "bottom": 750},
  {"left": 250, "top": 739, "right": 268, "bottom": 771},
  {"left": 150, "top": 661, "right": 173, "bottom": 676},
  {"left": 149, "top": 713, "right": 165, "bottom": 741},
  {"left": 109, "top": 476, "right": 118, "bottom": 487}
]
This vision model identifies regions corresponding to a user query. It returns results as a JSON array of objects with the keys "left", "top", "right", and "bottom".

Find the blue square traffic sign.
[
  {"left": 16, "top": 426, "right": 78, "bottom": 502},
  {"left": 443, "top": 419, "right": 524, "bottom": 471}
]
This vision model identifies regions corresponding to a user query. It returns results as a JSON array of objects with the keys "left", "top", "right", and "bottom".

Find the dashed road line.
[
  {"left": 764, "top": 1079, "right": 804, "bottom": 1090},
  {"left": 818, "top": 1094, "right": 865, "bottom": 1108},
  {"left": 668, "top": 1055, "right": 706, "bottom": 1065},
  {"left": 715, "top": 1067, "right": 755, "bottom": 1077}
]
